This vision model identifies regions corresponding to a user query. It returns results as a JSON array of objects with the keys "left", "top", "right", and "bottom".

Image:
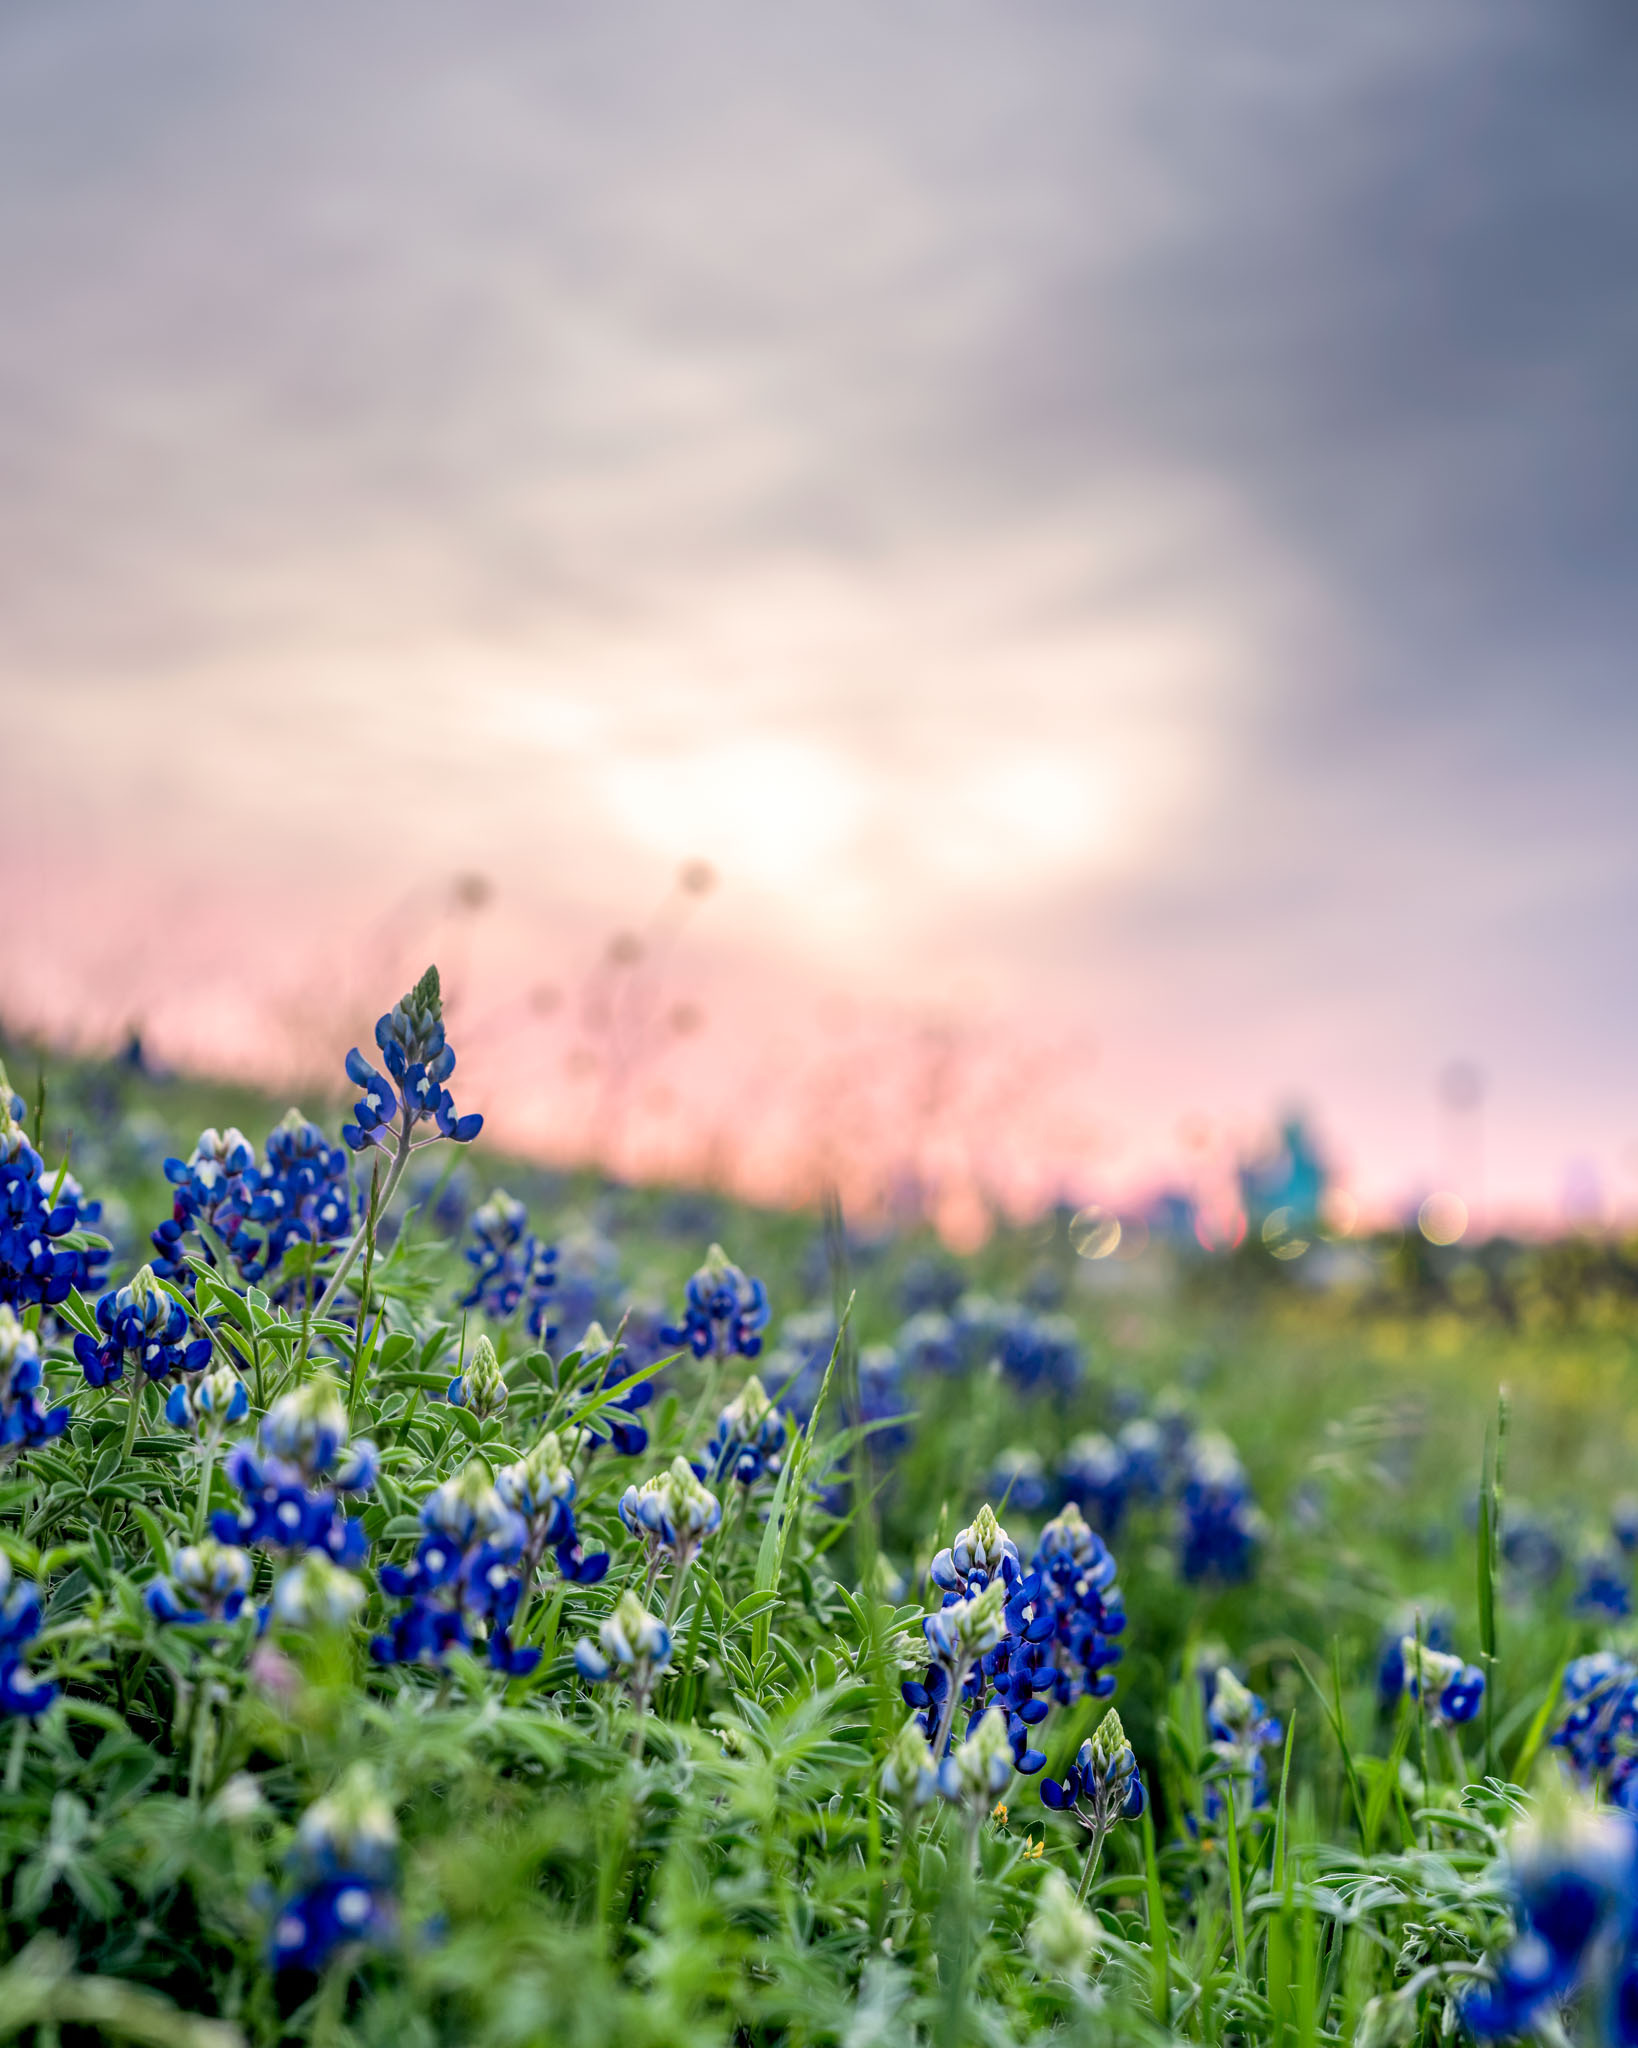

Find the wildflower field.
[{"left": 3, "top": 970, "right": 1638, "bottom": 2047}]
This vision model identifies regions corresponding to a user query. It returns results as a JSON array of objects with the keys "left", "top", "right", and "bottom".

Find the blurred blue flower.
[
  {"left": 0, "top": 1555, "right": 56, "bottom": 1718},
  {"left": 997, "top": 1309, "right": 1082, "bottom": 1396},
  {"left": 213, "top": 1374, "right": 374, "bottom": 1566},
  {"left": 695, "top": 1374, "right": 787, "bottom": 1488},
  {"left": 372, "top": 1461, "right": 538, "bottom": 1675},
  {"left": 573, "top": 1588, "right": 672, "bottom": 1700},
  {"left": 1177, "top": 1433, "right": 1264, "bottom": 1584},
  {"left": 272, "top": 1769, "right": 398, "bottom": 1976},
  {"left": 1575, "top": 1549, "right": 1633, "bottom": 1622},
  {"left": 457, "top": 1189, "right": 558, "bottom": 1340},
  {"left": 146, "top": 1537, "right": 254, "bottom": 1626},
  {"left": 1552, "top": 1653, "right": 1638, "bottom": 1812},
  {"left": 1466, "top": 1806, "right": 1638, "bottom": 2040},
  {"left": 1377, "top": 1605, "right": 1453, "bottom": 1706},
  {"left": 1058, "top": 1432, "right": 1129, "bottom": 1534},
  {"left": 986, "top": 1447, "right": 1050, "bottom": 1516},
  {"left": 0, "top": 1305, "right": 70, "bottom": 1460},
  {"left": 1400, "top": 1636, "right": 1485, "bottom": 1727},
  {"left": 669, "top": 1242, "right": 769, "bottom": 1361}
]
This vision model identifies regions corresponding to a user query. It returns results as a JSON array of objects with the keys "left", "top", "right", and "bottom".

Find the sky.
[{"left": 2, "top": 2, "right": 1637, "bottom": 1232}]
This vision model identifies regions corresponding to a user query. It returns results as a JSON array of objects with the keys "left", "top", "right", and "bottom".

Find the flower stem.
[
  {"left": 121, "top": 1377, "right": 144, "bottom": 1460},
  {"left": 1075, "top": 1815, "right": 1109, "bottom": 1903},
  {"left": 315, "top": 1115, "right": 412, "bottom": 1323}
]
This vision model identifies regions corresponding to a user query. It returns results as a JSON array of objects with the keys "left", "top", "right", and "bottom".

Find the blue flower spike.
[
  {"left": 0, "top": 1553, "right": 57, "bottom": 1718},
  {"left": 1399, "top": 1635, "right": 1486, "bottom": 1728},
  {"left": 618, "top": 1455, "right": 722, "bottom": 1595},
  {"left": 882, "top": 1718, "right": 939, "bottom": 1809},
  {"left": 573, "top": 1589, "right": 673, "bottom": 1732},
  {"left": 448, "top": 1333, "right": 508, "bottom": 1420},
  {"left": 1040, "top": 1707, "right": 1147, "bottom": 1896},
  {"left": 373, "top": 1459, "right": 540, "bottom": 1676},
  {"left": 0, "top": 1305, "right": 71, "bottom": 1461},
  {"left": 937, "top": 1703, "right": 1016, "bottom": 1816},
  {"left": 695, "top": 1373, "right": 787, "bottom": 1489},
  {"left": 495, "top": 1428, "right": 611, "bottom": 1590},
  {"left": 74, "top": 1263, "right": 211, "bottom": 1389},
  {"left": 272, "top": 1768, "right": 399, "bottom": 1977},
  {"left": 669, "top": 1242, "right": 770, "bottom": 1362},
  {"left": 146, "top": 1538, "right": 254, "bottom": 1628}
]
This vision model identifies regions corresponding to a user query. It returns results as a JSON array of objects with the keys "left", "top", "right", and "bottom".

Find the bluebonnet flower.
[
  {"left": 1614, "top": 1497, "right": 1638, "bottom": 1558},
  {"left": 214, "top": 1375, "right": 375, "bottom": 1566},
  {"left": 1115, "top": 1418, "right": 1168, "bottom": 1504},
  {"left": 165, "top": 1362, "right": 249, "bottom": 1437},
  {"left": 567, "top": 1321, "right": 653, "bottom": 1458},
  {"left": 988, "top": 1447, "right": 1051, "bottom": 1516},
  {"left": 1178, "top": 1433, "right": 1265, "bottom": 1583},
  {"left": 271, "top": 1769, "right": 398, "bottom": 1976},
  {"left": 1007, "top": 1502, "right": 1126, "bottom": 1711},
  {"left": 152, "top": 1127, "right": 260, "bottom": 1282},
  {"left": 1552, "top": 1654, "right": 1638, "bottom": 1812},
  {"left": 0, "top": 1555, "right": 56, "bottom": 1718},
  {"left": 896, "top": 1308, "right": 959, "bottom": 1376},
  {"left": 448, "top": 1332, "right": 508, "bottom": 1419},
  {"left": 1575, "top": 1549, "right": 1633, "bottom": 1622},
  {"left": 1377, "top": 1606, "right": 1453, "bottom": 1707},
  {"left": 669, "top": 1243, "right": 769, "bottom": 1361},
  {"left": 997, "top": 1310, "right": 1082, "bottom": 1396},
  {"left": 373, "top": 1460, "right": 538, "bottom": 1676},
  {"left": 73, "top": 1264, "right": 211, "bottom": 1388},
  {"left": 1040, "top": 1708, "right": 1147, "bottom": 1837},
  {"left": 760, "top": 1309, "right": 839, "bottom": 1424},
  {"left": 0, "top": 1065, "right": 108, "bottom": 1313},
  {"left": 937, "top": 1704, "right": 1015, "bottom": 1814},
  {"left": 495, "top": 1427, "right": 611, "bottom": 1588},
  {"left": 1465, "top": 1803, "right": 1638, "bottom": 2040},
  {"left": 457, "top": 1189, "right": 557, "bottom": 1340},
  {"left": 856, "top": 1341, "right": 913, "bottom": 1456},
  {"left": 574, "top": 1589, "right": 672, "bottom": 1707},
  {"left": 0, "top": 1305, "right": 70, "bottom": 1462},
  {"left": 898, "top": 1254, "right": 965, "bottom": 1317},
  {"left": 619, "top": 1455, "right": 722, "bottom": 1589},
  {"left": 950, "top": 1293, "right": 1008, "bottom": 1369},
  {"left": 1203, "top": 1668, "right": 1283, "bottom": 1820},
  {"left": 267, "top": 1553, "right": 367, "bottom": 1631},
  {"left": 341, "top": 966, "right": 482, "bottom": 1155},
  {"left": 882, "top": 1718, "right": 939, "bottom": 1807},
  {"left": 1400, "top": 1636, "right": 1486, "bottom": 1727},
  {"left": 931, "top": 1503, "right": 1023, "bottom": 1599},
  {"left": 1058, "top": 1433, "right": 1130, "bottom": 1535},
  {"left": 249, "top": 1110, "right": 354, "bottom": 1279},
  {"left": 1501, "top": 1507, "right": 1566, "bottom": 1590},
  {"left": 145, "top": 1538, "right": 254, "bottom": 1626},
  {"left": 696, "top": 1374, "right": 787, "bottom": 1488},
  {"left": 553, "top": 1226, "right": 620, "bottom": 1345},
  {"left": 903, "top": 1574, "right": 1010, "bottom": 1761}
]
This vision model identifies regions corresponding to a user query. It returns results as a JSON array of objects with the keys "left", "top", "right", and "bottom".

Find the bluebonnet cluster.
[
  {"left": 448, "top": 1333, "right": 509, "bottom": 1419},
  {"left": 145, "top": 1537, "right": 254, "bottom": 1626},
  {"left": 1040, "top": 1708, "right": 1147, "bottom": 1828},
  {"left": 496, "top": 1427, "right": 611, "bottom": 1588},
  {"left": 1058, "top": 1432, "right": 1130, "bottom": 1531},
  {"left": 567, "top": 1322, "right": 653, "bottom": 1458},
  {"left": 1203, "top": 1667, "right": 1283, "bottom": 1820},
  {"left": 1378, "top": 1606, "right": 1453, "bottom": 1706},
  {"left": 695, "top": 1374, "right": 788, "bottom": 1488},
  {"left": 888, "top": 1293, "right": 1083, "bottom": 1396},
  {"left": 342, "top": 966, "right": 482, "bottom": 1154},
  {"left": 0, "top": 1555, "right": 56, "bottom": 1718},
  {"left": 1552, "top": 1654, "right": 1638, "bottom": 1812},
  {"left": 0, "top": 1065, "right": 107, "bottom": 1314},
  {"left": 1399, "top": 1635, "right": 1485, "bottom": 1728},
  {"left": 1177, "top": 1433, "right": 1266, "bottom": 1584},
  {"left": 165, "top": 1362, "right": 249, "bottom": 1438},
  {"left": 457, "top": 1189, "right": 557, "bottom": 1340},
  {"left": 1614, "top": 1497, "right": 1638, "bottom": 1558},
  {"left": 0, "top": 1305, "right": 70, "bottom": 1460},
  {"left": 1501, "top": 1506, "right": 1566, "bottom": 1591},
  {"left": 152, "top": 1115, "right": 353, "bottom": 1295},
  {"left": 937, "top": 1704, "right": 1017, "bottom": 1816},
  {"left": 763, "top": 1315, "right": 908, "bottom": 1458},
  {"left": 74, "top": 1264, "right": 211, "bottom": 1388},
  {"left": 1466, "top": 1804, "right": 1638, "bottom": 2041},
  {"left": 903, "top": 1501, "right": 1130, "bottom": 1782},
  {"left": 267, "top": 1553, "right": 369, "bottom": 1631},
  {"left": 619, "top": 1455, "right": 722, "bottom": 1589},
  {"left": 669, "top": 1243, "right": 769, "bottom": 1360},
  {"left": 882, "top": 1718, "right": 939, "bottom": 1807},
  {"left": 574, "top": 1588, "right": 672, "bottom": 1705},
  {"left": 214, "top": 1376, "right": 375, "bottom": 1566},
  {"left": 272, "top": 1769, "right": 399, "bottom": 1976},
  {"left": 373, "top": 1461, "right": 540, "bottom": 1675},
  {"left": 1574, "top": 1548, "right": 1633, "bottom": 1622},
  {"left": 995, "top": 1309, "right": 1083, "bottom": 1396},
  {"left": 987, "top": 1447, "right": 1050, "bottom": 1515}
]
